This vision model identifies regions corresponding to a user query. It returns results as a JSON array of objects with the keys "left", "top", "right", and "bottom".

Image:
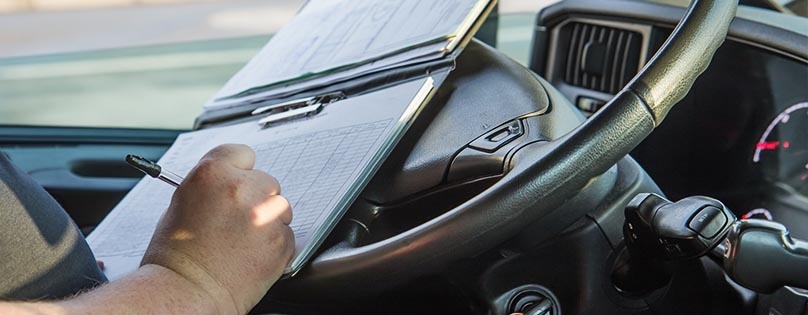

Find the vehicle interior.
[{"left": 1, "top": 0, "right": 806, "bottom": 314}]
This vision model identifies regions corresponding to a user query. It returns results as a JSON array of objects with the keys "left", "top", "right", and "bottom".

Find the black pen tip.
[{"left": 125, "top": 154, "right": 161, "bottom": 178}]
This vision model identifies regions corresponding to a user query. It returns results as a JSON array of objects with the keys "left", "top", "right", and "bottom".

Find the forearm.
[{"left": 0, "top": 264, "right": 219, "bottom": 315}]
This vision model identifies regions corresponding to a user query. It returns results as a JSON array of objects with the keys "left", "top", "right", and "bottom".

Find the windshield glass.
[
  {"left": 0, "top": 0, "right": 303, "bottom": 130},
  {"left": 14, "top": 0, "right": 800, "bottom": 130}
]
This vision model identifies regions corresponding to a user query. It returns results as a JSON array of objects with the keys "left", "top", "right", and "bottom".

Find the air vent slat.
[
  {"left": 559, "top": 22, "right": 643, "bottom": 95},
  {"left": 610, "top": 31, "right": 625, "bottom": 93},
  {"left": 582, "top": 25, "right": 598, "bottom": 88},
  {"left": 580, "top": 26, "right": 589, "bottom": 87},
  {"left": 601, "top": 29, "right": 616, "bottom": 92},
  {"left": 592, "top": 27, "right": 607, "bottom": 90},
  {"left": 573, "top": 24, "right": 589, "bottom": 86},
  {"left": 619, "top": 33, "right": 635, "bottom": 90},
  {"left": 565, "top": 23, "right": 581, "bottom": 84}
]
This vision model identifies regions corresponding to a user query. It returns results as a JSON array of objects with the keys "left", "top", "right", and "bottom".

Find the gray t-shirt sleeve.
[{"left": 0, "top": 152, "right": 107, "bottom": 300}]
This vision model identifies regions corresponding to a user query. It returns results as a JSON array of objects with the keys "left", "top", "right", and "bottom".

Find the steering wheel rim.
[{"left": 279, "top": 0, "right": 739, "bottom": 294}]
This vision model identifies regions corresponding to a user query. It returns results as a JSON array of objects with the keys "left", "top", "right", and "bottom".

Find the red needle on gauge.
[
  {"left": 755, "top": 141, "right": 790, "bottom": 150},
  {"left": 756, "top": 141, "right": 780, "bottom": 150}
]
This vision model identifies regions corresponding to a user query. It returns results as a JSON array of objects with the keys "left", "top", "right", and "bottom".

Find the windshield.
[
  {"left": 0, "top": 0, "right": 307, "bottom": 130},
  {"left": 0, "top": 0, "right": 550, "bottom": 130},
  {"left": 2, "top": 0, "right": 800, "bottom": 130}
]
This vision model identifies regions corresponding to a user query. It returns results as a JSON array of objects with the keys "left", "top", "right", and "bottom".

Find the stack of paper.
[{"left": 206, "top": 0, "right": 491, "bottom": 109}]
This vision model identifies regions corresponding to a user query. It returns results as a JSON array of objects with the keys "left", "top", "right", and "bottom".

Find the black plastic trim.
[
  {"left": 0, "top": 126, "right": 182, "bottom": 145},
  {"left": 538, "top": 0, "right": 808, "bottom": 64}
]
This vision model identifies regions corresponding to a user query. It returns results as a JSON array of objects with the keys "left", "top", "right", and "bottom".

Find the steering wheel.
[{"left": 273, "top": 0, "right": 738, "bottom": 297}]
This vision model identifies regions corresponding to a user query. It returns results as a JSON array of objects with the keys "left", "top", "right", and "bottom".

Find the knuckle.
[
  {"left": 267, "top": 175, "right": 281, "bottom": 193},
  {"left": 203, "top": 144, "right": 230, "bottom": 160},
  {"left": 226, "top": 175, "right": 251, "bottom": 203},
  {"left": 204, "top": 144, "right": 253, "bottom": 162},
  {"left": 282, "top": 226, "right": 295, "bottom": 258},
  {"left": 272, "top": 195, "right": 293, "bottom": 221},
  {"left": 213, "top": 143, "right": 240, "bottom": 154},
  {"left": 272, "top": 195, "right": 291, "bottom": 209},
  {"left": 228, "top": 143, "right": 251, "bottom": 151},
  {"left": 252, "top": 171, "right": 281, "bottom": 194},
  {"left": 190, "top": 159, "right": 219, "bottom": 181},
  {"left": 268, "top": 223, "right": 291, "bottom": 243},
  {"left": 265, "top": 173, "right": 280, "bottom": 185},
  {"left": 251, "top": 195, "right": 291, "bottom": 222},
  {"left": 222, "top": 143, "right": 253, "bottom": 157}
]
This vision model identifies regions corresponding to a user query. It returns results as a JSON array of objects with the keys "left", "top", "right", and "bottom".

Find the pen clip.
[{"left": 252, "top": 92, "right": 345, "bottom": 127}]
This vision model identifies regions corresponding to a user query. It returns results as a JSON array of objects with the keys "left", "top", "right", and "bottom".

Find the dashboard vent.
[{"left": 562, "top": 22, "right": 642, "bottom": 94}]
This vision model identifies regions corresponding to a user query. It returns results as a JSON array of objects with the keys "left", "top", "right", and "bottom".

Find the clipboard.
[
  {"left": 88, "top": 76, "right": 441, "bottom": 279},
  {"left": 192, "top": 0, "right": 498, "bottom": 276},
  {"left": 87, "top": 0, "right": 498, "bottom": 279},
  {"left": 194, "top": 0, "right": 498, "bottom": 128}
]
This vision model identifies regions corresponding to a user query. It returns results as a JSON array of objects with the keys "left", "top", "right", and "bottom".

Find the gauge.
[
  {"left": 753, "top": 102, "right": 808, "bottom": 195},
  {"left": 741, "top": 208, "right": 773, "bottom": 220}
]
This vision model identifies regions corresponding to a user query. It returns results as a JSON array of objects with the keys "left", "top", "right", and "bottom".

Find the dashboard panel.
[
  {"left": 535, "top": 2, "right": 808, "bottom": 239},
  {"left": 633, "top": 38, "right": 808, "bottom": 239}
]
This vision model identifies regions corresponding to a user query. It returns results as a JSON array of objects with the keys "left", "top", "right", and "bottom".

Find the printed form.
[
  {"left": 209, "top": 0, "right": 487, "bottom": 104},
  {"left": 88, "top": 77, "right": 434, "bottom": 280}
]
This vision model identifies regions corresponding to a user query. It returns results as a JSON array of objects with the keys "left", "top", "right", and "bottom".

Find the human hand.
[{"left": 141, "top": 144, "right": 294, "bottom": 314}]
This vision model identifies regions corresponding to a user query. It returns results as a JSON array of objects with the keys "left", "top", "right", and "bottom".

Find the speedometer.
[{"left": 753, "top": 102, "right": 808, "bottom": 194}]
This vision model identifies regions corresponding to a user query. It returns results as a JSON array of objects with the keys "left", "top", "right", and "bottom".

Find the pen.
[{"left": 125, "top": 154, "right": 184, "bottom": 187}]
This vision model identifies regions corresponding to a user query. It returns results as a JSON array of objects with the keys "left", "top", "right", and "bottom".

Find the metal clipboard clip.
[{"left": 251, "top": 92, "right": 345, "bottom": 127}]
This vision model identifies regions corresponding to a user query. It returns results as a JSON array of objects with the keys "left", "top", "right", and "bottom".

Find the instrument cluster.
[{"left": 630, "top": 39, "right": 808, "bottom": 239}]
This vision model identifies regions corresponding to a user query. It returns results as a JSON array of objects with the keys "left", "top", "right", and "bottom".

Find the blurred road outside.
[{"left": 0, "top": 0, "right": 557, "bottom": 129}]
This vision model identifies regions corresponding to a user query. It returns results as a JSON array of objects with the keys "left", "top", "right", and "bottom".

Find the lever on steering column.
[
  {"left": 623, "top": 193, "right": 734, "bottom": 261},
  {"left": 722, "top": 219, "right": 808, "bottom": 293},
  {"left": 613, "top": 193, "right": 808, "bottom": 295},
  {"left": 612, "top": 193, "right": 735, "bottom": 294}
]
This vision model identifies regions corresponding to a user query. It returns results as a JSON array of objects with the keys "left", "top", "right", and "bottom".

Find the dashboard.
[
  {"left": 634, "top": 39, "right": 808, "bottom": 239},
  {"left": 534, "top": 2, "right": 808, "bottom": 239}
]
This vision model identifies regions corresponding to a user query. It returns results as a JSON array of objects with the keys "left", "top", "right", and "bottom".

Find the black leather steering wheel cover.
[
  {"left": 628, "top": 0, "right": 738, "bottom": 124},
  {"left": 279, "top": 0, "right": 739, "bottom": 295}
]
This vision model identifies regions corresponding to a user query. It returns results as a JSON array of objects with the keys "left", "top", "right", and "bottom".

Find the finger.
[
  {"left": 201, "top": 144, "right": 256, "bottom": 170},
  {"left": 253, "top": 195, "right": 293, "bottom": 226},
  {"left": 264, "top": 225, "right": 295, "bottom": 277},
  {"left": 280, "top": 225, "right": 295, "bottom": 262},
  {"left": 246, "top": 170, "right": 281, "bottom": 195}
]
